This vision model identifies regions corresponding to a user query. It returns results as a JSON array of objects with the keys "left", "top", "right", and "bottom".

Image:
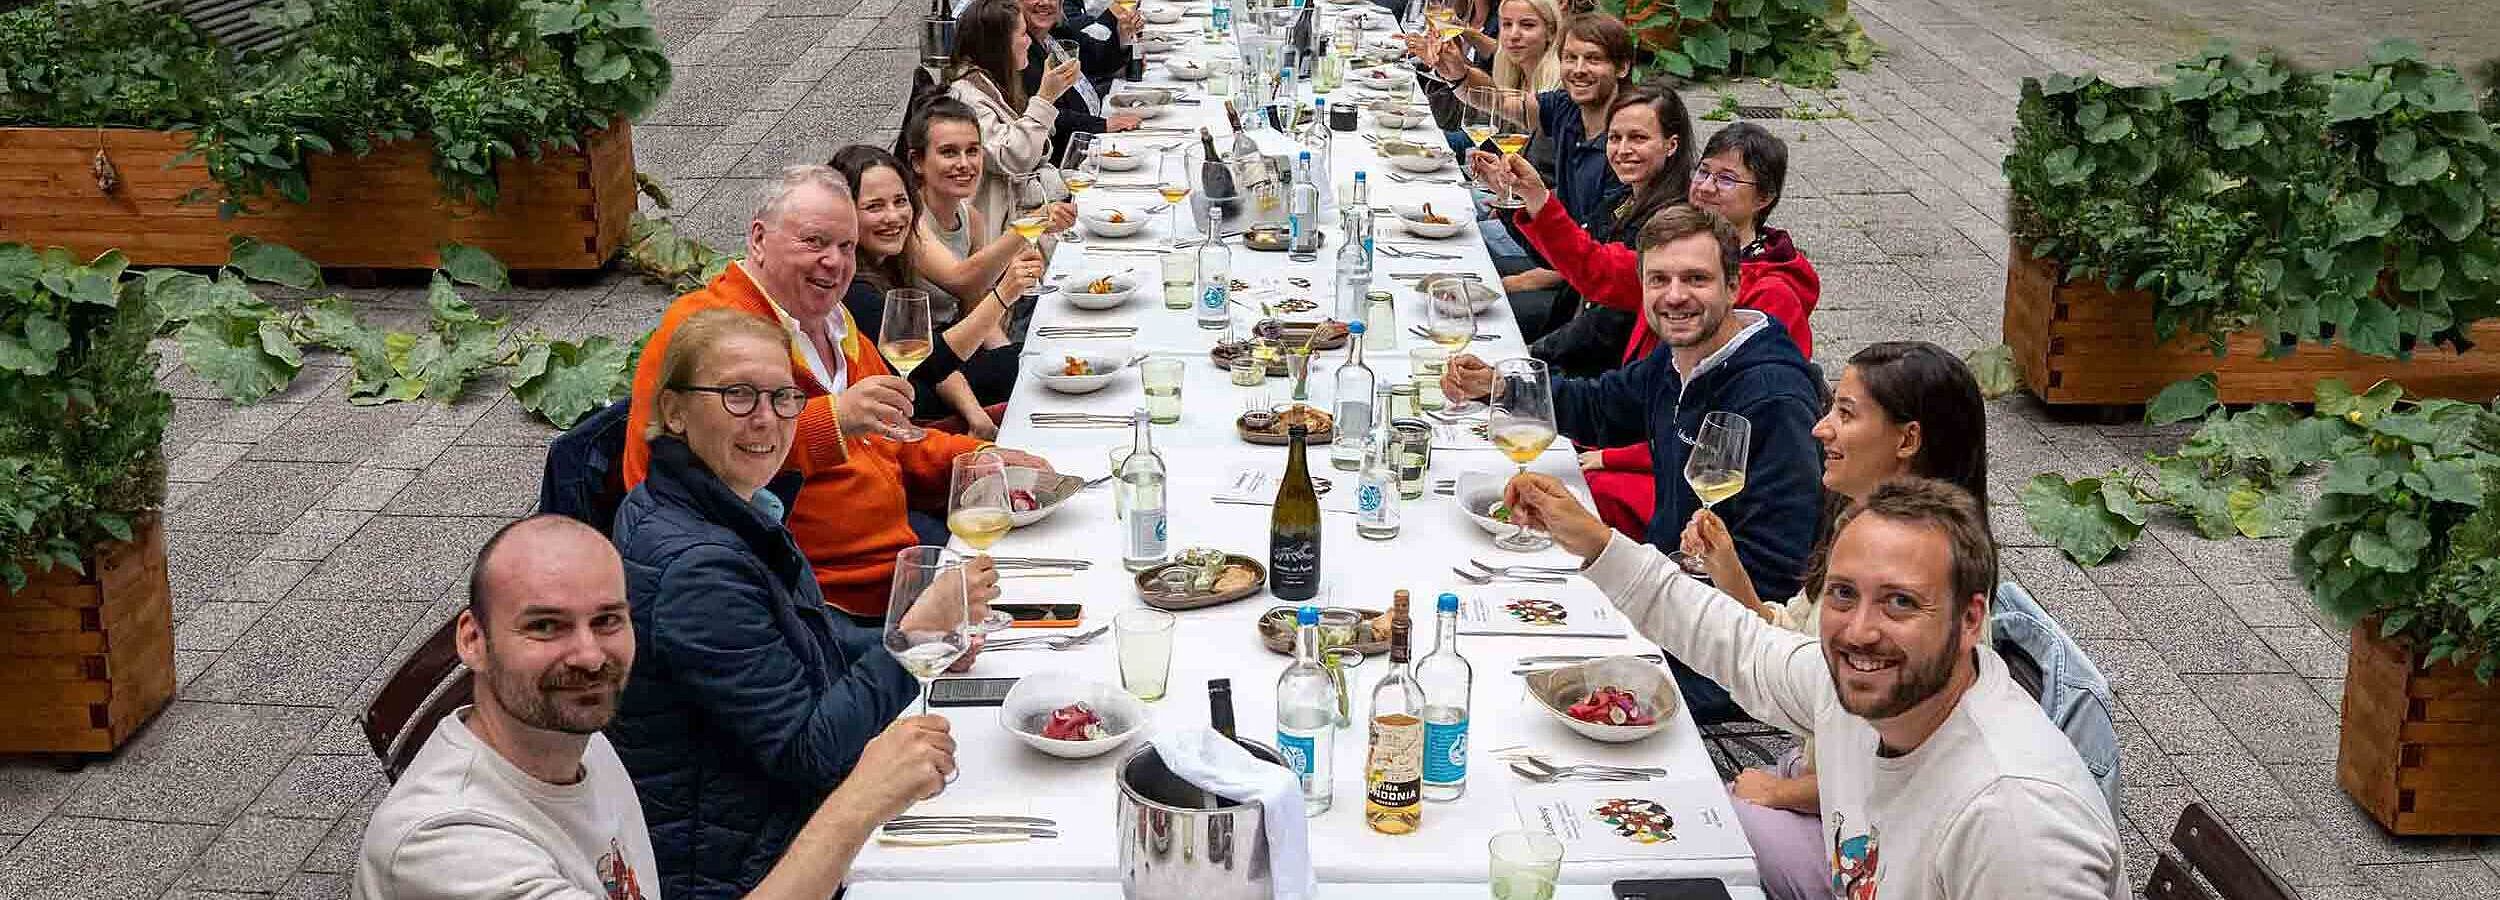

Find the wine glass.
[
  {"left": 1487, "top": 88, "right": 1536, "bottom": 210},
  {"left": 884, "top": 545, "right": 972, "bottom": 731},
  {"left": 877, "top": 289, "right": 934, "bottom": 442},
  {"left": 1009, "top": 171, "right": 1052, "bottom": 244},
  {"left": 1157, "top": 148, "right": 1193, "bottom": 243},
  {"left": 1462, "top": 86, "right": 1498, "bottom": 155},
  {"left": 1488, "top": 358, "right": 1558, "bottom": 552},
  {"left": 1669, "top": 410, "right": 1753, "bottom": 577},
  {"left": 1430, "top": 279, "right": 1485, "bottom": 416},
  {"left": 948, "top": 450, "right": 1020, "bottom": 633}
]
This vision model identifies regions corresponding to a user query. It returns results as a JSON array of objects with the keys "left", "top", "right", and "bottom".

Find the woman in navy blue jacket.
[{"left": 606, "top": 309, "right": 994, "bottom": 900}]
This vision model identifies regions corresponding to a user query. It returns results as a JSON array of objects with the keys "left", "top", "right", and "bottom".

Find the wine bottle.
[
  {"left": 1365, "top": 591, "right": 1423, "bottom": 834},
  {"left": 1269, "top": 425, "right": 1322, "bottom": 601},
  {"left": 1210, "top": 678, "right": 1237, "bottom": 742},
  {"left": 1196, "top": 127, "right": 1239, "bottom": 222}
]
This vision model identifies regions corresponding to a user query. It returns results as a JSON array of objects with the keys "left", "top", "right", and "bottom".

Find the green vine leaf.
[
  {"left": 225, "top": 237, "right": 322, "bottom": 289},
  {"left": 2020, "top": 471, "right": 2147, "bottom": 566},
  {"left": 2145, "top": 373, "right": 2219, "bottom": 424},
  {"left": 510, "top": 334, "right": 633, "bottom": 428},
  {"left": 1960, "top": 343, "right": 2022, "bottom": 399},
  {"left": 437, "top": 243, "right": 512, "bottom": 291},
  {"left": 176, "top": 310, "right": 302, "bottom": 403}
]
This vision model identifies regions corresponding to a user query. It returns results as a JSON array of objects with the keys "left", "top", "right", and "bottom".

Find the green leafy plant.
[
  {"left": 2295, "top": 395, "right": 2500, "bottom": 680},
  {"left": 0, "top": 245, "right": 170, "bottom": 590},
  {"left": 1960, "top": 343, "right": 2021, "bottom": 399},
  {"left": 510, "top": 332, "right": 637, "bottom": 428},
  {"left": 0, "top": 0, "right": 670, "bottom": 213},
  {"left": 625, "top": 212, "right": 740, "bottom": 293},
  {"left": 1701, "top": 92, "right": 1739, "bottom": 121},
  {"left": 2006, "top": 41, "right": 2500, "bottom": 359},
  {"left": 2020, "top": 470, "right": 2148, "bottom": 566},
  {"left": 1600, "top": 0, "right": 1875, "bottom": 88}
]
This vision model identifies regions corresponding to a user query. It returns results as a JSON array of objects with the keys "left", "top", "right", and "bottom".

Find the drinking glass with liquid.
[{"left": 1142, "top": 356, "right": 1186, "bottom": 424}]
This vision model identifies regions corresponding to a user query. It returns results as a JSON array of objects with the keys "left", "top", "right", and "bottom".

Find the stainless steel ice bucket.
[{"left": 1116, "top": 738, "right": 1285, "bottom": 900}]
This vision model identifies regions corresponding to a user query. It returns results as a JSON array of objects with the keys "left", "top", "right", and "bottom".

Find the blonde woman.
[{"left": 1490, "top": 0, "right": 1565, "bottom": 96}]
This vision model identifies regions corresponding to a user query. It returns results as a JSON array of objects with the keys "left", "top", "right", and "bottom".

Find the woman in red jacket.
[{"left": 1478, "top": 121, "right": 1820, "bottom": 535}]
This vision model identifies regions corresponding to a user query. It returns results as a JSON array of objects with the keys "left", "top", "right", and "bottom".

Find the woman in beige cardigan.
[{"left": 944, "top": 0, "right": 1080, "bottom": 244}]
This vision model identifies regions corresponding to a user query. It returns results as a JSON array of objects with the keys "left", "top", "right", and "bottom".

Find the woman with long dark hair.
[
  {"left": 828, "top": 144, "right": 1037, "bottom": 438},
  {"left": 944, "top": 0, "right": 1079, "bottom": 244}
]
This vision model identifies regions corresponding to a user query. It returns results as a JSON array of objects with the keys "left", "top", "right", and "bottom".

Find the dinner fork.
[
  {"left": 1378, "top": 246, "right": 1459, "bottom": 260},
  {"left": 984, "top": 625, "right": 1109, "bottom": 652},
  {"left": 1409, "top": 325, "right": 1495, "bottom": 342},
  {"left": 1386, "top": 172, "right": 1458, "bottom": 185},
  {"left": 1507, "top": 761, "right": 1654, "bottom": 783},
  {"left": 1473, "top": 559, "right": 1580, "bottom": 575},
  {"left": 1451, "top": 566, "right": 1564, "bottom": 585}
]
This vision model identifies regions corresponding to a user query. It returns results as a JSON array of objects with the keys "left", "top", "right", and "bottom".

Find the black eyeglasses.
[{"left": 673, "top": 383, "right": 807, "bottom": 418}]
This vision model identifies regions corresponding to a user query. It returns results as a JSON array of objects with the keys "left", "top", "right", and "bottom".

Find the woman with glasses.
[
  {"left": 1484, "top": 121, "right": 1819, "bottom": 537},
  {"left": 609, "top": 308, "right": 1001, "bottom": 900}
]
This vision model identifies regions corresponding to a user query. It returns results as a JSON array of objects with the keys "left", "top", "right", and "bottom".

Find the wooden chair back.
[
  {"left": 359, "top": 614, "right": 474, "bottom": 782},
  {"left": 2143, "top": 803, "right": 2298, "bottom": 900}
]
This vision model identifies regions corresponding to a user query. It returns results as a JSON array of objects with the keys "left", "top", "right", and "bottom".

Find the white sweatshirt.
[
  {"left": 354, "top": 710, "right": 662, "bottom": 900},
  {"left": 1583, "top": 535, "right": 2124, "bottom": 900}
]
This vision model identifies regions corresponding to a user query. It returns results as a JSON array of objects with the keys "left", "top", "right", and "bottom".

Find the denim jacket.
[{"left": 1991, "top": 581, "right": 2122, "bottom": 815}]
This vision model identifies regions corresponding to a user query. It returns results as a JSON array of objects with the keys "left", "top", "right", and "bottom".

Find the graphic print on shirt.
[
  {"left": 1591, "top": 797, "right": 1675, "bottom": 844},
  {"left": 1502, "top": 598, "right": 1567, "bottom": 626},
  {"left": 1828, "top": 812, "right": 1880, "bottom": 900},
  {"left": 598, "top": 837, "right": 649, "bottom": 900}
]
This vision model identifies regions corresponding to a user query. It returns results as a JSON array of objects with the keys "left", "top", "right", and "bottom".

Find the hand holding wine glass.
[
  {"left": 1486, "top": 88, "right": 1536, "bottom": 210},
  {"left": 884, "top": 546, "right": 972, "bottom": 770},
  {"left": 1488, "top": 358, "right": 1559, "bottom": 551},
  {"left": 875, "top": 290, "right": 934, "bottom": 441},
  {"left": 1669, "top": 410, "right": 1751, "bottom": 577},
  {"left": 947, "top": 450, "right": 1019, "bottom": 633}
]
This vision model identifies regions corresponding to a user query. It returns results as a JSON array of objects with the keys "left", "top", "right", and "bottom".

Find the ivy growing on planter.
[
  {"left": 2005, "top": 41, "right": 2500, "bottom": 359},
  {"left": 1598, "top": 0, "right": 1874, "bottom": 88}
]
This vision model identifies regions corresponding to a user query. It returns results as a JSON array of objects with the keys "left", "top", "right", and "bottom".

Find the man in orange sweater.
[{"left": 623, "top": 164, "right": 1053, "bottom": 618}]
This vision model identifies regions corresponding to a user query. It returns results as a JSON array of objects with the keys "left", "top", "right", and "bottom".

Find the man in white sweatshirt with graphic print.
[{"left": 1505, "top": 475, "right": 2123, "bottom": 900}]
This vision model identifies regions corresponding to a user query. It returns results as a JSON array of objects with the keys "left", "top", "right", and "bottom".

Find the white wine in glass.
[
  {"left": 947, "top": 451, "right": 1020, "bottom": 632},
  {"left": 1490, "top": 131, "right": 1531, "bottom": 155},
  {"left": 1488, "top": 358, "right": 1558, "bottom": 551},
  {"left": 1670, "top": 410, "right": 1753, "bottom": 578},
  {"left": 1426, "top": 278, "right": 1476, "bottom": 354},
  {"left": 1491, "top": 422, "right": 1557, "bottom": 465},
  {"left": 1009, "top": 215, "right": 1049, "bottom": 240},
  {"left": 877, "top": 289, "right": 934, "bottom": 440},
  {"left": 1462, "top": 123, "right": 1496, "bottom": 147},
  {"left": 884, "top": 545, "right": 971, "bottom": 727}
]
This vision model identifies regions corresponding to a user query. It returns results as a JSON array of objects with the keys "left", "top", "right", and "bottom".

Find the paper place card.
[
  {"left": 1216, "top": 463, "right": 1355, "bottom": 513},
  {"left": 1512, "top": 781, "right": 1753, "bottom": 863},
  {"left": 1456, "top": 590, "right": 1624, "bottom": 639}
]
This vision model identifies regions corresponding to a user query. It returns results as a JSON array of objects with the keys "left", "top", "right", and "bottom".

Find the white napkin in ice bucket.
[{"left": 1151, "top": 725, "right": 1316, "bottom": 900}]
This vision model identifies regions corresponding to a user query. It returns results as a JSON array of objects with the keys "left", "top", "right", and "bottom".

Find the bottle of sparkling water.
[
  {"left": 1276, "top": 605, "right": 1336, "bottom": 815},
  {"left": 1288, "top": 151, "right": 1319, "bottom": 253},
  {"left": 1333, "top": 207, "right": 1371, "bottom": 322},
  {"left": 1330, "top": 321, "right": 1374, "bottom": 471},
  {"left": 1118, "top": 409, "right": 1169, "bottom": 571},
  {"left": 1197, "top": 224, "right": 1232, "bottom": 330},
  {"left": 1414, "top": 591, "right": 1472, "bottom": 799},
  {"left": 1356, "top": 407, "right": 1401, "bottom": 540}
]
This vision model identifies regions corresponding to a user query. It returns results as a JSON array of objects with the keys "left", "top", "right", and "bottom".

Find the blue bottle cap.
[
  {"left": 1314, "top": 97, "right": 1326, "bottom": 107},
  {"left": 1354, "top": 170, "right": 1367, "bottom": 181},
  {"left": 1438, "top": 592, "right": 1459, "bottom": 612},
  {"left": 1298, "top": 605, "right": 1320, "bottom": 625},
  {"left": 1347, "top": 320, "right": 1366, "bottom": 334},
  {"left": 1300, "top": 150, "right": 1312, "bottom": 161}
]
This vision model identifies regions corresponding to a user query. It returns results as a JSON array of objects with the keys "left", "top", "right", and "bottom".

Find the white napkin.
[{"left": 1151, "top": 726, "right": 1316, "bottom": 900}]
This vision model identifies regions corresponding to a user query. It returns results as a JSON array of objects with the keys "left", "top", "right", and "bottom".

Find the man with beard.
[
  {"left": 354, "top": 516, "right": 956, "bottom": 900},
  {"left": 1443, "top": 203, "right": 1820, "bottom": 723},
  {"left": 1501, "top": 477, "right": 2125, "bottom": 900}
]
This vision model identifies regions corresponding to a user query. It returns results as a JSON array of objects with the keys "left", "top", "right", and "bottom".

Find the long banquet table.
[{"left": 848, "top": 2, "right": 1757, "bottom": 890}]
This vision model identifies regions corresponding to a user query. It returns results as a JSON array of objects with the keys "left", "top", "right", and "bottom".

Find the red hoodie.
[{"left": 1515, "top": 201, "right": 1824, "bottom": 485}]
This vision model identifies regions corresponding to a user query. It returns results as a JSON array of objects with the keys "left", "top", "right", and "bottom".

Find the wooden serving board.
[{"left": 1137, "top": 555, "right": 1267, "bottom": 611}]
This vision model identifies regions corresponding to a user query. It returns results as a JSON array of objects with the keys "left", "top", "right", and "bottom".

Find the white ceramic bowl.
[
  {"left": 1094, "top": 146, "right": 1146, "bottom": 171},
  {"left": 1081, "top": 205, "right": 1148, "bottom": 238},
  {"left": 1456, "top": 472, "right": 1519, "bottom": 538},
  {"left": 1163, "top": 55, "right": 1208, "bottom": 80},
  {"left": 1007, "top": 467, "right": 1089, "bottom": 526},
  {"left": 1000, "top": 672, "right": 1149, "bottom": 758},
  {"left": 1525, "top": 656, "right": 1676, "bottom": 743},
  {"left": 1353, "top": 66, "right": 1415, "bottom": 89},
  {"left": 1063, "top": 271, "right": 1138, "bottom": 309},
  {"left": 1423, "top": 276, "right": 1500, "bottom": 314},
  {"left": 1134, "top": 30, "right": 1178, "bottom": 52},
  {"left": 1396, "top": 204, "right": 1465, "bottom": 238},
  {"left": 1388, "top": 150, "right": 1452, "bottom": 173},
  {"left": 1371, "top": 103, "right": 1431, "bottom": 130},
  {"left": 1346, "top": 9, "right": 1395, "bottom": 29},
  {"left": 1035, "top": 351, "right": 1127, "bottom": 394},
  {"left": 1142, "top": 3, "right": 1183, "bottom": 23}
]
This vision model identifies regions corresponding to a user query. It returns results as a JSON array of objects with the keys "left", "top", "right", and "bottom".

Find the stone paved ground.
[{"left": 3, "top": 0, "right": 2497, "bottom": 897}]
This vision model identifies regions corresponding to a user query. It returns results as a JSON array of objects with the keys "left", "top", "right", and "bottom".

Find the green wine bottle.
[{"left": 1269, "top": 425, "right": 1322, "bottom": 601}]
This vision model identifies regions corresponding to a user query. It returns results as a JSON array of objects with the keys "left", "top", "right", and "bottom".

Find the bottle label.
[
  {"left": 1278, "top": 730, "right": 1315, "bottom": 776},
  {"left": 1357, "top": 482, "right": 1385, "bottom": 517},
  {"left": 1367, "top": 716, "right": 1423, "bottom": 806},
  {"left": 1423, "top": 719, "right": 1468, "bottom": 785},
  {"left": 1130, "top": 509, "right": 1167, "bottom": 557},
  {"left": 1201, "top": 284, "right": 1229, "bottom": 314},
  {"left": 1270, "top": 540, "right": 1319, "bottom": 591}
]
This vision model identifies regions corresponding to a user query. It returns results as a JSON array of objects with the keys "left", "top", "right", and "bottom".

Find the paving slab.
[
  {"left": 183, "top": 602, "right": 431, "bottom": 708},
  {"left": 57, "top": 703, "right": 322, "bottom": 826},
  {"left": 288, "top": 516, "right": 510, "bottom": 604},
  {"left": 383, "top": 446, "right": 548, "bottom": 518},
  {"left": 185, "top": 815, "right": 332, "bottom": 895},
  {"left": 0, "top": 816, "right": 221, "bottom": 900},
  {"left": 166, "top": 462, "right": 352, "bottom": 535}
]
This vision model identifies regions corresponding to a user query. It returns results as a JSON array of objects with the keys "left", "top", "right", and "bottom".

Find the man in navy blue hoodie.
[{"left": 1445, "top": 203, "right": 1823, "bottom": 723}]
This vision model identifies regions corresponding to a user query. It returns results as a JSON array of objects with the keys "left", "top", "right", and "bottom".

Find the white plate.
[
  {"left": 1142, "top": 3, "right": 1183, "bottom": 23},
  {"left": 1080, "top": 206, "right": 1148, "bottom": 237},
  {"left": 1000, "top": 672, "right": 1149, "bottom": 758},
  {"left": 1063, "top": 271, "right": 1139, "bottom": 309},
  {"left": 1395, "top": 204, "right": 1465, "bottom": 238},
  {"left": 1034, "top": 351, "right": 1128, "bottom": 394},
  {"left": 1524, "top": 657, "right": 1675, "bottom": 743},
  {"left": 1163, "top": 55, "right": 1208, "bottom": 80}
]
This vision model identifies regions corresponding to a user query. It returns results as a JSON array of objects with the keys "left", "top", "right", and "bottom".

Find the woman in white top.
[
  {"left": 945, "top": 0, "right": 1081, "bottom": 244},
  {"left": 899, "top": 98, "right": 1066, "bottom": 347}
]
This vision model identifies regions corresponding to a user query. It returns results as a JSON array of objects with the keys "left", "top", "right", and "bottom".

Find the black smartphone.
[
  {"left": 991, "top": 602, "right": 1083, "bottom": 628},
  {"left": 926, "top": 677, "right": 1019, "bottom": 708},
  {"left": 1611, "top": 878, "right": 1734, "bottom": 900}
]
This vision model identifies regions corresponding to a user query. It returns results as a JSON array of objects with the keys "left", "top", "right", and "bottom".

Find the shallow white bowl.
[
  {"left": 1163, "top": 55, "right": 1208, "bottom": 80},
  {"left": 1094, "top": 146, "right": 1146, "bottom": 171},
  {"left": 1525, "top": 656, "right": 1676, "bottom": 743},
  {"left": 1388, "top": 150, "right": 1452, "bottom": 173},
  {"left": 1081, "top": 206, "right": 1148, "bottom": 238},
  {"left": 1423, "top": 276, "right": 1500, "bottom": 314},
  {"left": 1371, "top": 104, "right": 1431, "bottom": 130},
  {"left": 1034, "top": 351, "right": 1127, "bottom": 393},
  {"left": 1396, "top": 204, "right": 1465, "bottom": 238},
  {"left": 1000, "top": 672, "right": 1149, "bottom": 758},
  {"left": 1007, "top": 467, "right": 1089, "bottom": 526},
  {"left": 1063, "top": 271, "right": 1139, "bottom": 310},
  {"left": 1353, "top": 66, "right": 1415, "bottom": 88},
  {"left": 1142, "top": 3, "right": 1183, "bottom": 23}
]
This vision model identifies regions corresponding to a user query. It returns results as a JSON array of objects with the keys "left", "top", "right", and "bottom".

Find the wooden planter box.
[
  {"left": 0, "top": 517, "right": 176, "bottom": 754},
  {"left": 0, "top": 123, "right": 637, "bottom": 271},
  {"left": 2338, "top": 621, "right": 2500, "bottom": 835},
  {"left": 2002, "top": 243, "right": 2500, "bottom": 406}
]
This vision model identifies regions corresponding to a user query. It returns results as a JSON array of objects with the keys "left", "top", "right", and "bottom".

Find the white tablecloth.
[
  {"left": 850, "top": 882, "right": 1769, "bottom": 899},
  {"left": 848, "top": 4, "right": 1757, "bottom": 889}
]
